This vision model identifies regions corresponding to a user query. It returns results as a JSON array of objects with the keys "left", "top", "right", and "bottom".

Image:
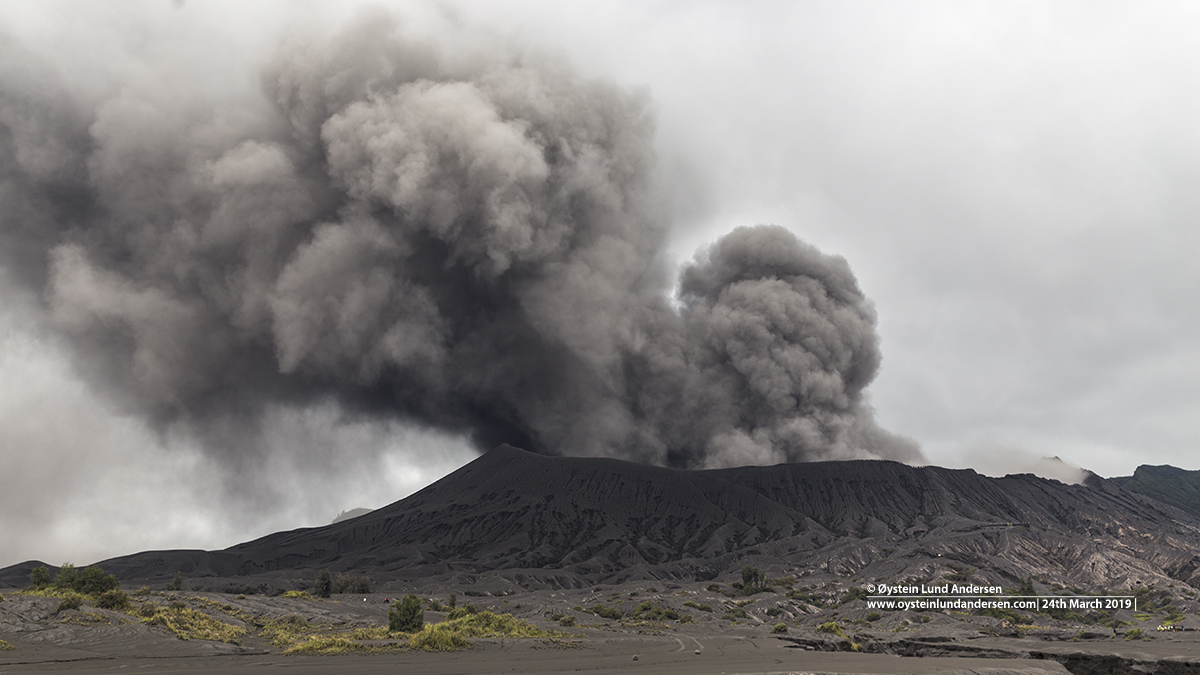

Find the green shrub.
[
  {"left": 96, "top": 589, "right": 131, "bottom": 611},
  {"left": 332, "top": 574, "right": 371, "bottom": 594},
  {"left": 772, "top": 622, "right": 788, "bottom": 633},
  {"left": 591, "top": 603, "right": 622, "bottom": 620},
  {"left": 54, "top": 595, "right": 83, "bottom": 614},
  {"left": 0, "top": 639, "right": 12, "bottom": 651},
  {"left": 866, "top": 612, "right": 882, "bottom": 622},
  {"left": 168, "top": 573, "right": 182, "bottom": 591},
  {"left": 275, "top": 613, "right": 309, "bottom": 630},
  {"left": 684, "top": 600, "right": 714, "bottom": 612},
  {"left": 816, "top": 621, "right": 847, "bottom": 637},
  {"left": 630, "top": 602, "right": 678, "bottom": 621},
  {"left": 559, "top": 615, "right": 576, "bottom": 627},
  {"left": 837, "top": 587, "right": 869, "bottom": 607},
  {"left": 29, "top": 566, "right": 51, "bottom": 589},
  {"left": 409, "top": 625, "right": 470, "bottom": 651},
  {"left": 54, "top": 563, "right": 78, "bottom": 590},
  {"left": 722, "top": 606, "right": 748, "bottom": 620},
  {"left": 76, "top": 566, "right": 120, "bottom": 595},
  {"left": 447, "top": 604, "right": 478, "bottom": 620},
  {"left": 1126, "top": 628, "right": 1144, "bottom": 640},
  {"left": 315, "top": 570, "right": 332, "bottom": 598},
  {"left": 786, "top": 587, "right": 825, "bottom": 607},
  {"left": 740, "top": 567, "right": 771, "bottom": 595},
  {"left": 766, "top": 606, "right": 783, "bottom": 617},
  {"left": 390, "top": 594, "right": 424, "bottom": 632}
]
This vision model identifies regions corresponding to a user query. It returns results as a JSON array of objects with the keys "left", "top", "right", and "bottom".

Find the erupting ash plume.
[{"left": 0, "top": 9, "right": 920, "bottom": 469}]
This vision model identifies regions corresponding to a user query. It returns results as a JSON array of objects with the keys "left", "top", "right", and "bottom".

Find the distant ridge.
[
  {"left": 4, "top": 446, "right": 1200, "bottom": 591},
  {"left": 1113, "top": 464, "right": 1200, "bottom": 519}
]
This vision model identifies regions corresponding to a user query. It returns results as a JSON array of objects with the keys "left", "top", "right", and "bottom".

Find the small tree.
[
  {"left": 449, "top": 592, "right": 457, "bottom": 609},
  {"left": 54, "top": 563, "right": 77, "bottom": 590},
  {"left": 389, "top": 594, "right": 424, "bottom": 632},
  {"left": 169, "top": 572, "right": 183, "bottom": 591},
  {"left": 29, "top": 566, "right": 51, "bottom": 589},
  {"left": 315, "top": 570, "right": 332, "bottom": 599},
  {"left": 76, "top": 565, "right": 119, "bottom": 595},
  {"left": 740, "top": 566, "right": 769, "bottom": 595}
]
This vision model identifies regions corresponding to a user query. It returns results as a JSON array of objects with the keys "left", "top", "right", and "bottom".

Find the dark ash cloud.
[{"left": 0, "top": 8, "right": 919, "bottom": 471}]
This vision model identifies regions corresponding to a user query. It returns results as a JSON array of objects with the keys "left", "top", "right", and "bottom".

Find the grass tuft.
[
  {"left": 284, "top": 635, "right": 370, "bottom": 655},
  {"left": 143, "top": 606, "right": 246, "bottom": 644}
]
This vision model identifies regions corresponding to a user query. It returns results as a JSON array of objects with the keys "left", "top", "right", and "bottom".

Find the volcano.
[{"left": 4, "top": 445, "right": 1200, "bottom": 592}]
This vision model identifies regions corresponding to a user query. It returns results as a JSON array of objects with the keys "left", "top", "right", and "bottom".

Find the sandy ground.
[
  {"left": 6, "top": 583, "right": 1200, "bottom": 674},
  {"left": 0, "top": 636, "right": 1074, "bottom": 675}
]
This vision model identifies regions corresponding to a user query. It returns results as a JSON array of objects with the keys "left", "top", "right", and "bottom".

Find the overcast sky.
[{"left": 3, "top": 0, "right": 1199, "bottom": 567}]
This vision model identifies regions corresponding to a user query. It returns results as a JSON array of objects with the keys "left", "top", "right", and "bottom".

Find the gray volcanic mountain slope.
[
  {"left": 6, "top": 446, "right": 1200, "bottom": 590},
  {"left": 1113, "top": 464, "right": 1200, "bottom": 520}
]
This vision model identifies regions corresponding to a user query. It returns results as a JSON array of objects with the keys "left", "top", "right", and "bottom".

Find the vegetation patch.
[
  {"left": 684, "top": 600, "right": 714, "bottom": 612},
  {"left": 390, "top": 595, "right": 424, "bottom": 632},
  {"left": 0, "top": 639, "right": 12, "bottom": 651},
  {"left": 96, "top": 589, "right": 132, "bottom": 611},
  {"left": 836, "top": 587, "right": 869, "bottom": 607},
  {"left": 786, "top": 586, "right": 825, "bottom": 607},
  {"left": 57, "top": 611, "right": 110, "bottom": 626},
  {"left": 721, "top": 606, "right": 748, "bottom": 621},
  {"left": 261, "top": 613, "right": 313, "bottom": 647},
  {"left": 143, "top": 606, "right": 247, "bottom": 644},
  {"left": 590, "top": 603, "right": 622, "bottom": 620},
  {"left": 409, "top": 626, "right": 471, "bottom": 652},
  {"left": 447, "top": 604, "right": 479, "bottom": 620},
  {"left": 733, "top": 567, "right": 773, "bottom": 596},
  {"left": 815, "top": 621, "right": 861, "bottom": 652},
  {"left": 282, "top": 590, "right": 312, "bottom": 599},
  {"left": 407, "top": 611, "right": 569, "bottom": 652},
  {"left": 630, "top": 602, "right": 678, "bottom": 622},
  {"left": 53, "top": 594, "right": 84, "bottom": 614},
  {"left": 285, "top": 635, "right": 375, "bottom": 655}
]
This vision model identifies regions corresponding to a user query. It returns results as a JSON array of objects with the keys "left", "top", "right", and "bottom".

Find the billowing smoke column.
[{"left": 0, "top": 10, "right": 920, "bottom": 469}]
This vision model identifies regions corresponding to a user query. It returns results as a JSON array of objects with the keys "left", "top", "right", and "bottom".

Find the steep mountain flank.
[
  {"left": 1113, "top": 464, "right": 1200, "bottom": 520},
  {"left": 5, "top": 446, "right": 1200, "bottom": 591}
]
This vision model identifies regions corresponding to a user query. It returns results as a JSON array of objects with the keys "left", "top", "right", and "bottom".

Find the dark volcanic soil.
[{"left": 5, "top": 583, "right": 1200, "bottom": 674}]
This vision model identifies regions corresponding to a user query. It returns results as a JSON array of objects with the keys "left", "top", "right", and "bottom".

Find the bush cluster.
[
  {"left": 630, "top": 602, "right": 679, "bottom": 622},
  {"left": 30, "top": 563, "right": 120, "bottom": 597},
  {"left": 590, "top": 603, "right": 622, "bottom": 620},
  {"left": 314, "top": 570, "right": 371, "bottom": 598},
  {"left": 735, "top": 567, "right": 772, "bottom": 596}
]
